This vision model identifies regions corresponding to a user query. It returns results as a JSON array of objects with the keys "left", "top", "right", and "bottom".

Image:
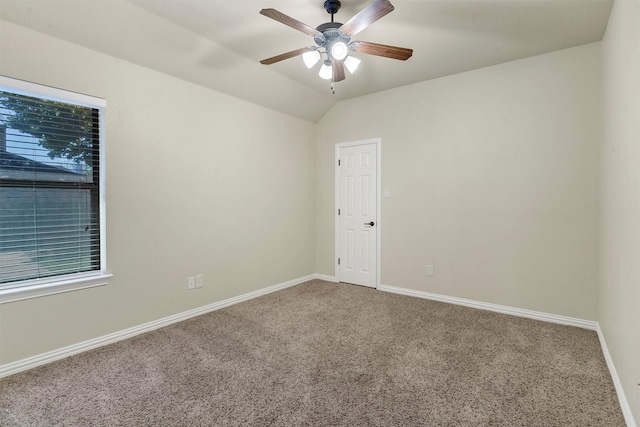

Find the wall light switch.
[
  {"left": 195, "top": 274, "right": 204, "bottom": 289},
  {"left": 384, "top": 187, "right": 390, "bottom": 198},
  {"left": 426, "top": 265, "right": 435, "bottom": 277}
]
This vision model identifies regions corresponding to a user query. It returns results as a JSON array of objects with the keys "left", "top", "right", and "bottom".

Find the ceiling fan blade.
[
  {"left": 260, "top": 47, "right": 314, "bottom": 65},
  {"left": 339, "top": 0, "right": 395, "bottom": 37},
  {"left": 350, "top": 41, "right": 413, "bottom": 60},
  {"left": 331, "top": 58, "right": 345, "bottom": 82},
  {"left": 260, "top": 9, "right": 322, "bottom": 37}
]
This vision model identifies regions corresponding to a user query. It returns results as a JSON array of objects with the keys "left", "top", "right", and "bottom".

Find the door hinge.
[
  {"left": 338, "top": 159, "right": 341, "bottom": 166},
  {"left": 338, "top": 258, "right": 341, "bottom": 265},
  {"left": 338, "top": 208, "right": 340, "bottom": 215}
]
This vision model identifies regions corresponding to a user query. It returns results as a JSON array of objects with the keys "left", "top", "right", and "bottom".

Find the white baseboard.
[
  {"left": 596, "top": 325, "right": 638, "bottom": 427},
  {"left": 0, "top": 274, "right": 316, "bottom": 379},
  {"left": 378, "top": 284, "right": 598, "bottom": 330},
  {"left": 313, "top": 274, "right": 338, "bottom": 282}
]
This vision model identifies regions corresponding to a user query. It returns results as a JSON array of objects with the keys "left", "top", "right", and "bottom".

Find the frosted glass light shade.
[
  {"left": 331, "top": 42, "right": 348, "bottom": 61},
  {"left": 344, "top": 56, "right": 361, "bottom": 74},
  {"left": 302, "top": 50, "right": 321, "bottom": 69},
  {"left": 319, "top": 62, "right": 333, "bottom": 80}
]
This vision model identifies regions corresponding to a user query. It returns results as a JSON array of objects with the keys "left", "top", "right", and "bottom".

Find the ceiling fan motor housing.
[{"left": 314, "top": 22, "right": 350, "bottom": 55}]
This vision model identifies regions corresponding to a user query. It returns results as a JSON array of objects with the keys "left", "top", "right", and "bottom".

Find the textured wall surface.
[
  {"left": 0, "top": 22, "right": 316, "bottom": 364},
  {"left": 316, "top": 44, "right": 601, "bottom": 321},
  {"left": 600, "top": 0, "right": 640, "bottom": 423}
]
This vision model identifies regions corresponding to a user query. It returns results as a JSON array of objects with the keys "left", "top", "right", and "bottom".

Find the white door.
[{"left": 338, "top": 142, "right": 378, "bottom": 288}]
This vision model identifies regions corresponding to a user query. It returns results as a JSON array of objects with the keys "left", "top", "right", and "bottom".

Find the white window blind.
[{"left": 0, "top": 77, "right": 107, "bottom": 297}]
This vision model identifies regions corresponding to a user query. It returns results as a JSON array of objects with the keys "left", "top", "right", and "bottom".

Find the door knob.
[{"left": 364, "top": 221, "right": 375, "bottom": 226}]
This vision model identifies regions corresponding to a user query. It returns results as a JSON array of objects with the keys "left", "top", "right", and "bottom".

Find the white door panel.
[{"left": 338, "top": 142, "right": 377, "bottom": 288}]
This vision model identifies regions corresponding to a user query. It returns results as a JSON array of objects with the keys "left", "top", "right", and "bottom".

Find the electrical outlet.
[
  {"left": 195, "top": 274, "right": 204, "bottom": 289},
  {"left": 426, "top": 265, "right": 434, "bottom": 277},
  {"left": 188, "top": 277, "right": 195, "bottom": 290}
]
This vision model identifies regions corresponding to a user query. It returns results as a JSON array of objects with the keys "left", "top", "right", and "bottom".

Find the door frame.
[{"left": 334, "top": 137, "right": 382, "bottom": 288}]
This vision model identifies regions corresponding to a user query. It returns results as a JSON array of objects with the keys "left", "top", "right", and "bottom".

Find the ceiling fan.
[{"left": 259, "top": 0, "right": 413, "bottom": 85}]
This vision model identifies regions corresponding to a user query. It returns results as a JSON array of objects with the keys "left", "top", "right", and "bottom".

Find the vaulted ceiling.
[{"left": 0, "top": 0, "right": 613, "bottom": 122}]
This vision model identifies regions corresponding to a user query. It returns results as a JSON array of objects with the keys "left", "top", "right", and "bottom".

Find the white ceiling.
[{"left": 0, "top": 0, "right": 613, "bottom": 122}]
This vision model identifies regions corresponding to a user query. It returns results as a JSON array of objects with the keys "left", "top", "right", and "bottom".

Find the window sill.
[{"left": 0, "top": 273, "right": 113, "bottom": 304}]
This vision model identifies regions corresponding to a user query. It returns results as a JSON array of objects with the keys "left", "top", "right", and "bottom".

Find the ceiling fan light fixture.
[
  {"left": 344, "top": 56, "right": 361, "bottom": 73},
  {"left": 302, "top": 50, "right": 321, "bottom": 68},
  {"left": 259, "top": 0, "right": 413, "bottom": 87},
  {"left": 319, "top": 61, "right": 333, "bottom": 79},
  {"left": 331, "top": 41, "right": 348, "bottom": 61}
]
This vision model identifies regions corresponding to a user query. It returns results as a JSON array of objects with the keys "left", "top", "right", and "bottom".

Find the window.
[{"left": 0, "top": 76, "right": 110, "bottom": 303}]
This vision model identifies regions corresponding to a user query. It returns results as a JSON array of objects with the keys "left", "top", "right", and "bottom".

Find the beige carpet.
[{"left": 0, "top": 280, "right": 625, "bottom": 426}]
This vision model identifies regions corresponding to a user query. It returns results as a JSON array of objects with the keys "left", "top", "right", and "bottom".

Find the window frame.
[{"left": 0, "top": 76, "right": 111, "bottom": 303}]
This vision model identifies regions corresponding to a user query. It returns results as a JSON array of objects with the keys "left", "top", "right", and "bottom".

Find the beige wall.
[
  {"left": 600, "top": 0, "right": 640, "bottom": 422},
  {"left": 316, "top": 43, "right": 601, "bottom": 320},
  {"left": 0, "top": 22, "right": 316, "bottom": 364}
]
